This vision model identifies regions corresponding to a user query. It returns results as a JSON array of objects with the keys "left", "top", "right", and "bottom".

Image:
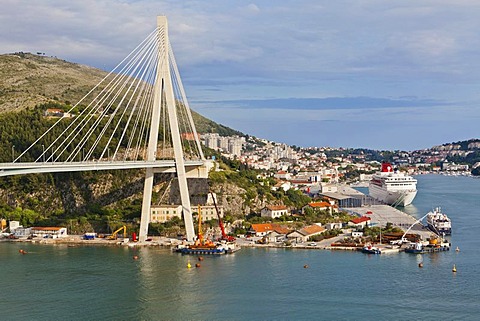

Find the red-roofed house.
[
  {"left": 261, "top": 205, "right": 290, "bottom": 219},
  {"left": 348, "top": 216, "right": 371, "bottom": 228},
  {"left": 265, "top": 225, "right": 293, "bottom": 243},
  {"left": 274, "top": 170, "right": 291, "bottom": 180},
  {"left": 302, "top": 201, "right": 338, "bottom": 215},
  {"left": 287, "top": 224, "right": 326, "bottom": 243},
  {"left": 249, "top": 223, "right": 292, "bottom": 238},
  {"left": 250, "top": 223, "right": 275, "bottom": 237}
]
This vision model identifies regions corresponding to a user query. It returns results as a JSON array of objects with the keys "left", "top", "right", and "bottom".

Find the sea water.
[{"left": 1, "top": 175, "right": 479, "bottom": 320}]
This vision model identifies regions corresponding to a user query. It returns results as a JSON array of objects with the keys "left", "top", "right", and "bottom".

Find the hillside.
[
  {"left": 0, "top": 52, "right": 241, "bottom": 136},
  {"left": 0, "top": 52, "right": 106, "bottom": 112}
]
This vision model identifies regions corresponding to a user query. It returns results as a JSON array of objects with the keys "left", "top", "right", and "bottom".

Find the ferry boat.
[
  {"left": 369, "top": 162, "right": 417, "bottom": 206},
  {"left": 426, "top": 207, "right": 452, "bottom": 235}
]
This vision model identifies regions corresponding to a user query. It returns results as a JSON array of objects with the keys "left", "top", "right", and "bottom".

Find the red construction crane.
[{"left": 211, "top": 192, "right": 235, "bottom": 242}]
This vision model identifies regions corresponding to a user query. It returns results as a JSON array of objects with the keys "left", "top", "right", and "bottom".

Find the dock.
[
  {"left": 347, "top": 205, "right": 433, "bottom": 240},
  {"left": 331, "top": 184, "right": 434, "bottom": 241}
]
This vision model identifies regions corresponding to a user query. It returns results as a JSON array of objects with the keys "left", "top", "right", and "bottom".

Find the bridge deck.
[{"left": 0, "top": 160, "right": 204, "bottom": 177}]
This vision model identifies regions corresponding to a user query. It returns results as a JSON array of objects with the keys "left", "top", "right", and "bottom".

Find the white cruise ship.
[{"left": 368, "top": 163, "right": 417, "bottom": 206}]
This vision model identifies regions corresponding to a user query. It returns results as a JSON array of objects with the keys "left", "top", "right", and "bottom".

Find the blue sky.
[{"left": 1, "top": 0, "right": 479, "bottom": 150}]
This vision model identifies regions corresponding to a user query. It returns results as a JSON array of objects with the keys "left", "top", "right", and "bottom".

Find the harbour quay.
[
  {"left": 347, "top": 204, "right": 432, "bottom": 240},
  {"left": 328, "top": 185, "right": 433, "bottom": 240}
]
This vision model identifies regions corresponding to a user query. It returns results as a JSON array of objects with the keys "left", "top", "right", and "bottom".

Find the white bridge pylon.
[
  {"left": 139, "top": 16, "right": 197, "bottom": 242},
  {"left": 0, "top": 16, "right": 205, "bottom": 242}
]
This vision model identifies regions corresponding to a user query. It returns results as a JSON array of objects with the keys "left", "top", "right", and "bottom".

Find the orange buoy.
[
  {"left": 198, "top": 256, "right": 204, "bottom": 261},
  {"left": 304, "top": 264, "right": 309, "bottom": 269},
  {"left": 418, "top": 262, "right": 423, "bottom": 268},
  {"left": 133, "top": 255, "right": 139, "bottom": 260},
  {"left": 195, "top": 263, "right": 201, "bottom": 268}
]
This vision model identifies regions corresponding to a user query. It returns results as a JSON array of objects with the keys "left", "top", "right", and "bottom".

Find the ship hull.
[
  {"left": 405, "top": 244, "right": 450, "bottom": 254},
  {"left": 177, "top": 247, "right": 225, "bottom": 255},
  {"left": 426, "top": 222, "right": 452, "bottom": 235},
  {"left": 369, "top": 184, "right": 417, "bottom": 206},
  {"left": 173, "top": 243, "right": 240, "bottom": 255}
]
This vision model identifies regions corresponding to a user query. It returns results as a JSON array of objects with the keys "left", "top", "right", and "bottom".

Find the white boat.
[
  {"left": 426, "top": 207, "right": 452, "bottom": 235},
  {"left": 361, "top": 244, "right": 381, "bottom": 254},
  {"left": 369, "top": 163, "right": 417, "bottom": 206}
]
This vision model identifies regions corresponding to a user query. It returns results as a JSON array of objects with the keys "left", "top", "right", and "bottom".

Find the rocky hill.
[
  {"left": 0, "top": 52, "right": 106, "bottom": 112},
  {"left": 0, "top": 52, "right": 241, "bottom": 135},
  {"left": 432, "top": 139, "right": 480, "bottom": 152}
]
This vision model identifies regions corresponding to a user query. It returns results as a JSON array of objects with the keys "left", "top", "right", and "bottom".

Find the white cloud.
[
  {"left": 2, "top": 0, "right": 477, "bottom": 81},
  {"left": 402, "top": 31, "right": 457, "bottom": 58},
  {"left": 1, "top": 0, "right": 479, "bottom": 149},
  {"left": 246, "top": 3, "right": 260, "bottom": 14}
]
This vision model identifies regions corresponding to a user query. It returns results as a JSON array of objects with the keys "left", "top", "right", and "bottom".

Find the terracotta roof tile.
[
  {"left": 299, "top": 225, "right": 325, "bottom": 235},
  {"left": 266, "top": 205, "right": 288, "bottom": 211},
  {"left": 272, "top": 226, "right": 291, "bottom": 234},
  {"left": 350, "top": 216, "right": 371, "bottom": 224},
  {"left": 251, "top": 223, "right": 274, "bottom": 233},
  {"left": 251, "top": 223, "right": 291, "bottom": 234},
  {"left": 308, "top": 202, "right": 332, "bottom": 208}
]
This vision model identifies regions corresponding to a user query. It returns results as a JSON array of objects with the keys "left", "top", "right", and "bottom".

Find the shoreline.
[
  {"left": 2, "top": 201, "right": 444, "bottom": 252},
  {"left": 0, "top": 234, "right": 347, "bottom": 250},
  {"left": 0, "top": 235, "right": 391, "bottom": 253},
  {"left": 2, "top": 235, "right": 451, "bottom": 255}
]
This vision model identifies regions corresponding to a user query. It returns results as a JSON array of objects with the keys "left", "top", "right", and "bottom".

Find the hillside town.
[{"left": 202, "top": 133, "right": 480, "bottom": 185}]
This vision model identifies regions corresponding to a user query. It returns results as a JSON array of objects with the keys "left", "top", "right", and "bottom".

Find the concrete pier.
[{"left": 347, "top": 205, "right": 433, "bottom": 240}]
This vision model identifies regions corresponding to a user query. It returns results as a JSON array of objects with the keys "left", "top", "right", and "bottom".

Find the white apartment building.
[
  {"left": 202, "top": 133, "right": 244, "bottom": 156},
  {"left": 150, "top": 205, "right": 183, "bottom": 223},
  {"left": 151, "top": 204, "right": 224, "bottom": 223},
  {"left": 218, "top": 136, "right": 229, "bottom": 151},
  {"left": 260, "top": 205, "right": 290, "bottom": 219},
  {"left": 203, "top": 133, "right": 219, "bottom": 149},
  {"left": 228, "top": 140, "right": 243, "bottom": 156},
  {"left": 196, "top": 205, "right": 224, "bottom": 222}
]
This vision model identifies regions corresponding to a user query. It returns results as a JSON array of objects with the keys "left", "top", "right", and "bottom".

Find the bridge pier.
[
  {"left": 138, "top": 16, "right": 196, "bottom": 242},
  {"left": 139, "top": 168, "right": 155, "bottom": 241}
]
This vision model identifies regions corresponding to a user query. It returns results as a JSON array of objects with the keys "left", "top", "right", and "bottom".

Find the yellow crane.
[
  {"left": 195, "top": 205, "right": 204, "bottom": 245},
  {"left": 107, "top": 226, "right": 127, "bottom": 240},
  {"left": 192, "top": 205, "right": 215, "bottom": 248}
]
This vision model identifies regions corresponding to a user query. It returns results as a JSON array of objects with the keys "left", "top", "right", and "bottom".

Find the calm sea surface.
[{"left": 1, "top": 175, "right": 479, "bottom": 320}]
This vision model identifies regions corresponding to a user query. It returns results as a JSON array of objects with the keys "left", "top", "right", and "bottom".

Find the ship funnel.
[{"left": 381, "top": 162, "right": 393, "bottom": 172}]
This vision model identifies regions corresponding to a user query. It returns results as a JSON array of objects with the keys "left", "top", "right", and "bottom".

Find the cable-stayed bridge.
[
  {"left": 0, "top": 16, "right": 206, "bottom": 242},
  {"left": 0, "top": 160, "right": 205, "bottom": 176}
]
